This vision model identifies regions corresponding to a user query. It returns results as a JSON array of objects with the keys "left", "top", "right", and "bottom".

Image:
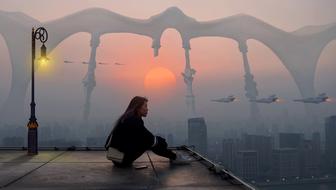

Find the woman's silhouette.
[{"left": 105, "top": 96, "right": 189, "bottom": 167}]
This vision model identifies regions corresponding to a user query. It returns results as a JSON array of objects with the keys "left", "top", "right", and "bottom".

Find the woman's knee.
[{"left": 156, "top": 136, "right": 168, "bottom": 147}]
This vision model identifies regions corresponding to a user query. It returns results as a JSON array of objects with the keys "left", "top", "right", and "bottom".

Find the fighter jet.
[
  {"left": 64, "top": 60, "right": 119, "bottom": 66},
  {"left": 250, "top": 94, "right": 280, "bottom": 104},
  {"left": 211, "top": 95, "right": 237, "bottom": 103},
  {"left": 114, "top": 62, "right": 125, "bottom": 66},
  {"left": 98, "top": 62, "right": 112, "bottom": 65},
  {"left": 294, "top": 93, "right": 330, "bottom": 104},
  {"left": 64, "top": 60, "right": 74, "bottom": 63}
]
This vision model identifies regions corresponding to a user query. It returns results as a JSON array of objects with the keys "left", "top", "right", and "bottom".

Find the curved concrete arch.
[
  {"left": 157, "top": 28, "right": 184, "bottom": 46},
  {"left": 314, "top": 39, "right": 336, "bottom": 90},
  {"left": 313, "top": 38, "right": 336, "bottom": 85},
  {"left": 189, "top": 14, "right": 311, "bottom": 97},
  {"left": 44, "top": 8, "right": 156, "bottom": 53},
  {"left": 1, "top": 7, "right": 336, "bottom": 123},
  {"left": 0, "top": 33, "right": 11, "bottom": 107},
  {"left": 245, "top": 38, "right": 298, "bottom": 85},
  {"left": 156, "top": 27, "right": 197, "bottom": 117},
  {"left": 48, "top": 31, "right": 92, "bottom": 54},
  {"left": 0, "top": 11, "right": 39, "bottom": 124},
  {"left": 189, "top": 14, "right": 334, "bottom": 99}
]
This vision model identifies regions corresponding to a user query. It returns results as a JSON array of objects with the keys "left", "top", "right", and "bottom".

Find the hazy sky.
[{"left": 0, "top": 0, "right": 335, "bottom": 125}]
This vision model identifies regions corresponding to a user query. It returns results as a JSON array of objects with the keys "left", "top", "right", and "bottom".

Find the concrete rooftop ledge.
[{"left": 0, "top": 148, "right": 253, "bottom": 190}]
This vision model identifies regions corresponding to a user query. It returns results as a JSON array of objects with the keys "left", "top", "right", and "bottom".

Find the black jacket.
[{"left": 105, "top": 115, "right": 155, "bottom": 153}]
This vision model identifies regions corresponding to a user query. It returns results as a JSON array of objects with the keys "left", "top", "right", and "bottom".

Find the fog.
[{"left": 0, "top": 0, "right": 336, "bottom": 146}]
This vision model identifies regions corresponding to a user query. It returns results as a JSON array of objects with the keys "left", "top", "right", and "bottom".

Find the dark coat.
[{"left": 105, "top": 115, "right": 155, "bottom": 154}]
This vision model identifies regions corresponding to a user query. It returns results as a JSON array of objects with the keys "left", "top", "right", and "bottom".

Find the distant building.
[
  {"left": 167, "top": 133, "right": 174, "bottom": 147},
  {"left": 255, "top": 122, "right": 269, "bottom": 136},
  {"left": 278, "top": 132, "right": 321, "bottom": 177},
  {"left": 242, "top": 134, "right": 272, "bottom": 177},
  {"left": 188, "top": 117, "right": 207, "bottom": 155},
  {"left": 236, "top": 150, "right": 258, "bottom": 180},
  {"left": 325, "top": 115, "right": 336, "bottom": 174},
  {"left": 271, "top": 124, "right": 279, "bottom": 149},
  {"left": 301, "top": 134, "right": 321, "bottom": 177},
  {"left": 207, "top": 140, "right": 222, "bottom": 162},
  {"left": 222, "top": 139, "right": 238, "bottom": 171},
  {"left": 278, "top": 133, "right": 304, "bottom": 149},
  {"left": 271, "top": 148, "right": 300, "bottom": 179}
]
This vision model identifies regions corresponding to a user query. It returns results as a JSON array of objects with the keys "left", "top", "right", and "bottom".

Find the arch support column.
[
  {"left": 238, "top": 41, "right": 262, "bottom": 132},
  {"left": 152, "top": 38, "right": 161, "bottom": 57},
  {"left": 181, "top": 40, "right": 196, "bottom": 118},
  {"left": 82, "top": 33, "right": 100, "bottom": 121}
]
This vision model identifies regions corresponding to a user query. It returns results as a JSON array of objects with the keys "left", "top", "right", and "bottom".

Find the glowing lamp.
[
  {"left": 27, "top": 121, "right": 38, "bottom": 129},
  {"left": 38, "top": 44, "right": 49, "bottom": 66}
]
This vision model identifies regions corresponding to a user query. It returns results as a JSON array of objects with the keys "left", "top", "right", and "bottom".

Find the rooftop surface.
[{"left": 0, "top": 148, "right": 252, "bottom": 190}]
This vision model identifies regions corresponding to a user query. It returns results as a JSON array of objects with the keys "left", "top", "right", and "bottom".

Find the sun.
[{"left": 144, "top": 67, "right": 176, "bottom": 91}]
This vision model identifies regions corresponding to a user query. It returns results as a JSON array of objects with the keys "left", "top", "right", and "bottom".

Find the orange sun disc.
[{"left": 144, "top": 67, "right": 176, "bottom": 90}]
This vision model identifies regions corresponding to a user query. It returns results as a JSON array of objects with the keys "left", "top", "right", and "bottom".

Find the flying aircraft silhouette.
[
  {"left": 294, "top": 93, "right": 330, "bottom": 104},
  {"left": 64, "top": 60, "right": 122, "bottom": 66},
  {"left": 63, "top": 60, "right": 74, "bottom": 63},
  {"left": 211, "top": 95, "right": 237, "bottom": 103},
  {"left": 98, "top": 62, "right": 111, "bottom": 65},
  {"left": 250, "top": 95, "right": 280, "bottom": 104},
  {"left": 114, "top": 62, "right": 125, "bottom": 66}
]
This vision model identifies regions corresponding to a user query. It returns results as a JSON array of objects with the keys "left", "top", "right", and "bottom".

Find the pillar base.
[{"left": 27, "top": 128, "right": 38, "bottom": 155}]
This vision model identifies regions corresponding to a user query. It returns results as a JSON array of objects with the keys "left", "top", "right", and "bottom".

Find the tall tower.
[
  {"left": 325, "top": 115, "right": 336, "bottom": 173},
  {"left": 188, "top": 117, "right": 207, "bottom": 155},
  {"left": 238, "top": 40, "right": 262, "bottom": 134},
  {"left": 82, "top": 33, "right": 100, "bottom": 121}
]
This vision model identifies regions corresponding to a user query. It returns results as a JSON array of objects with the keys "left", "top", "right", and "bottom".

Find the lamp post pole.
[{"left": 27, "top": 27, "right": 48, "bottom": 155}]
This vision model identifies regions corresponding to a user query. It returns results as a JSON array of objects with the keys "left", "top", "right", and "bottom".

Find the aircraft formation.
[
  {"left": 63, "top": 60, "right": 333, "bottom": 105},
  {"left": 63, "top": 60, "right": 124, "bottom": 66},
  {"left": 211, "top": 93, "right": 332, "bottom": 104}
]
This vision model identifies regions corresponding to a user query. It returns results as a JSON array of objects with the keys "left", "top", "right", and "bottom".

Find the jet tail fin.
[{"left": 318, "top": 93, "right": 326, "bottom": 97}]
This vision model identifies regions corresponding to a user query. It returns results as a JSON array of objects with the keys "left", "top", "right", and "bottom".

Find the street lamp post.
[{"left": 27, "top": 27, "right": 49, "bottom": 155}]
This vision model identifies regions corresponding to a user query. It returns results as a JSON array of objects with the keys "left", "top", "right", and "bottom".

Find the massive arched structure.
[
  {"left": 0, "top": 7, "right": 335, "bottom": 123},
  {"left": 0, "top": 11, "right": 40, "bottom": 123},
  {"left": 0, "top": 34, "right": 11, "bottom": 112}
]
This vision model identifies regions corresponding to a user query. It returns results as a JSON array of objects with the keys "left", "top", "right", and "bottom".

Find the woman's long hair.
[
  {"left": 105, "top": 96, "right": 148, "bottom": 149},
  {"left": 113, "top": 96, "right": 148, "bottom": 131}
]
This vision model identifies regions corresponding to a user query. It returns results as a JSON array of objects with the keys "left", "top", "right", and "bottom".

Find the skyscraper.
[
  {"left": 222, "top": 138, "right": 239, "bottom": 171},
  {"left": 278, "top": 133, "right": 304, "bottom": 149},
  {"left": 325, "top": 115, "right": 336, "bottom": 174},
  {"left": 167, "top": 133, "right": 174, "bottom": 147},
  {"left": 236, "top": 150, "right": 258, "bottom": 180},
  {"left": 188, "top": 117, "right": 207, "bottom": 155},
  {"left": 301, "top": 134, "right": 321, "bottom": 177},
  {"left": 271, "top": 148, "right": 300, "bottom": 179},
  {"left": 242, "top": 134, "right": 272, "bottom": 177}
]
